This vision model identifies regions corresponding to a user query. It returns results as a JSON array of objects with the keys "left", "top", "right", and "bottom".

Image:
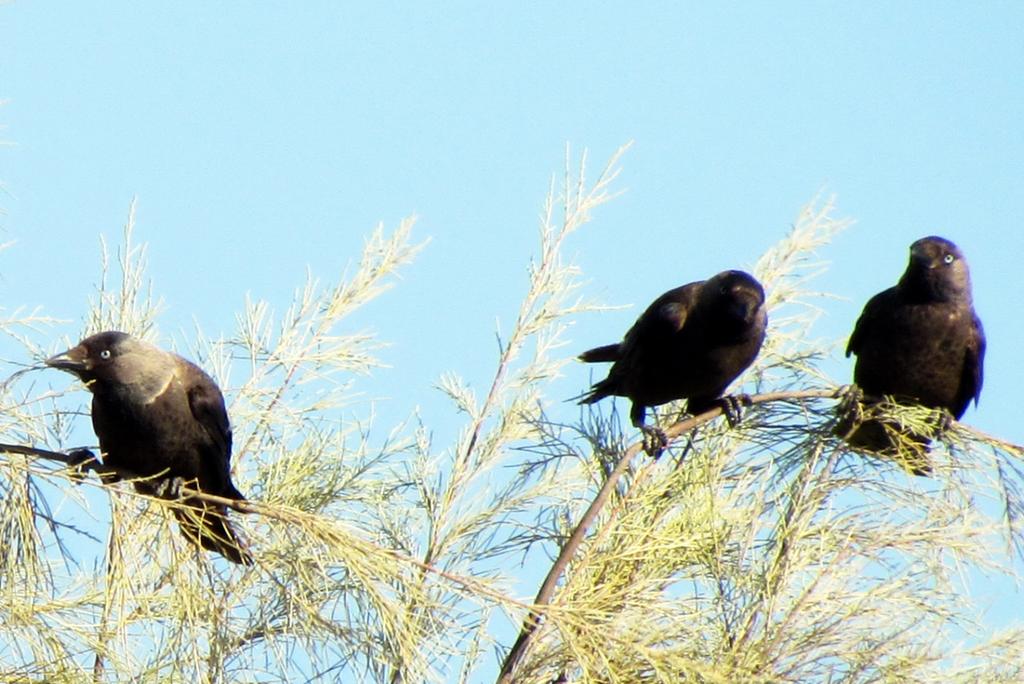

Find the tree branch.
[{"left": 0, "top": 442, "right": 535, "bottom": 611}]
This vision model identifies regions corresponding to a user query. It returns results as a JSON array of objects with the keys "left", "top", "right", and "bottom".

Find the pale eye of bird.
[
  {"left": 943, "top": 253, "right": 955, "bottom": 264},
  {"left": 99, "top": 349, "right": 112, "bottom": 360}
]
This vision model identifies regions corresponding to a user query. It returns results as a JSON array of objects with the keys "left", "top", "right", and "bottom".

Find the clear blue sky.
[{"left": 2, "top": 0, "right": 1022, "bottom": 671}]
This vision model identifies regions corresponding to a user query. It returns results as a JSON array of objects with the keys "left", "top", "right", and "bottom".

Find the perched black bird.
[
  {"left": 47, "top": 331, "right": 252, "bottom": 564},
  {"left": 839, "top": 236, "right": 985, "bottom": 475},
  {"left": 578, "top": 270, "right": 767, "bottom": 452}
]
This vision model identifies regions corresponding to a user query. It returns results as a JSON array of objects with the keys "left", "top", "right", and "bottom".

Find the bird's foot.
[
  {"left": 836, "top": 384, "right": 864, "bottom": 413},
  {"left": 65, "top": 448, "right": 97, "bottom": 483},
  {"left": 935, "top": 409, "right": 955, "bottom": 436},
  {"left": 154, "top": 476, "right": 186, "bottom": 499},
  {"left": 833, "top": 385, "right": 866, "bottom": 440},
  {"left": 720, "top": 394, "right": 752, "bottom": 427},
  {"left": 639, "top": 425, "right": 669, "bottom": 459}
]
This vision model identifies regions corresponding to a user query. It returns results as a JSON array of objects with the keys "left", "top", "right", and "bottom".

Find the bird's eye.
[
  {"left": 99, "top": 349, "right": 111, "bottom": 360},
  {"left": 943, "top": 253, "right": 955, "bottom": 264}
]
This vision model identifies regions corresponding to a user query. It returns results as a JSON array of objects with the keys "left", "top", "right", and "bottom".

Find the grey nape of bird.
[
  {"left": 837, "top": 235, "right": 985, "bottom": 476},
  {"left": 578, "top": 269, "right": 768, "bottom": 455},
  {"left": 46, "top": 330, "right": 253, "bottom": 565}
]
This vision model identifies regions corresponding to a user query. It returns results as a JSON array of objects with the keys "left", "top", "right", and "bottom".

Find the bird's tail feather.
[
  {"left": 575, "top": 343, "right": 621, "bottom": 404},
  {"left": 174, "top": 502, "right": 253, "bottom": 565},
  {"left": 576, "top": 377, "right": 616, "bottom": 405},
  {"left": 578, "top": 343, "right": 620, "bottom": 364}
]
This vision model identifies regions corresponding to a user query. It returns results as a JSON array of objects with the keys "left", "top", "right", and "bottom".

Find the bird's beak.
[
  {"left": 46, "top": 344, "right": 89, "bottom": 374},
  {"left": 909, "top": 242, "right": 935, "bottom": 267},
  {"left": 730, "top": 291, "right": 760, "bottom": 322}
]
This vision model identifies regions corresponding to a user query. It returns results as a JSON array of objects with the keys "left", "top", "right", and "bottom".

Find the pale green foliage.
[
  {"left": 384, "top": 145, "right": 632, "bottom": 682},
  {"left": 0, "top": 148, "right": 1021, "bottom": 684},
  {"left": 86, "top": 199, "right": 161, "bottom": 340}
]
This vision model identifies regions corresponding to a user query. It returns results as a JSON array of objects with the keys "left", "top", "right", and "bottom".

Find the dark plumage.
[
  {"left": 839, "top": 236, "right": 985, "bottom": 474},
  {"left": 47, "top": 331, "right": 252, "bottom": 564},
  {"left": 579, "top": 270, "right": 767, "bottom": 449}
]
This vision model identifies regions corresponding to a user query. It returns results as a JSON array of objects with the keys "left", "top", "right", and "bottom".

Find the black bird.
[
  {"left": 838, "top": 236, "right": 985, "bottom": 475},
  {"left": 47, "top": 331, "right": 252, "bottom": 564},
  {"left": 579, "top": 270, "right": 767, "bottom": 452}
]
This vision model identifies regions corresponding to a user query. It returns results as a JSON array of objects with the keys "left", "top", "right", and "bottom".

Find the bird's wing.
[
  {"left": 578, "top": 285, "right": 695, "bottom": 365},
  {"left": 621, "top": 283, "right": 696, "bottom": 351},
  {"left": 184, "top": 366, "right": 233, "bottom": 460},
  {"left": 961, "top": 312, "right": 986, "bottom": 407},
  {"left": 846, "top": 289, "right": 891, "bottom": 357},
  {"left": 183, "top": 359, "right": 248, "bottom": 503}
]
